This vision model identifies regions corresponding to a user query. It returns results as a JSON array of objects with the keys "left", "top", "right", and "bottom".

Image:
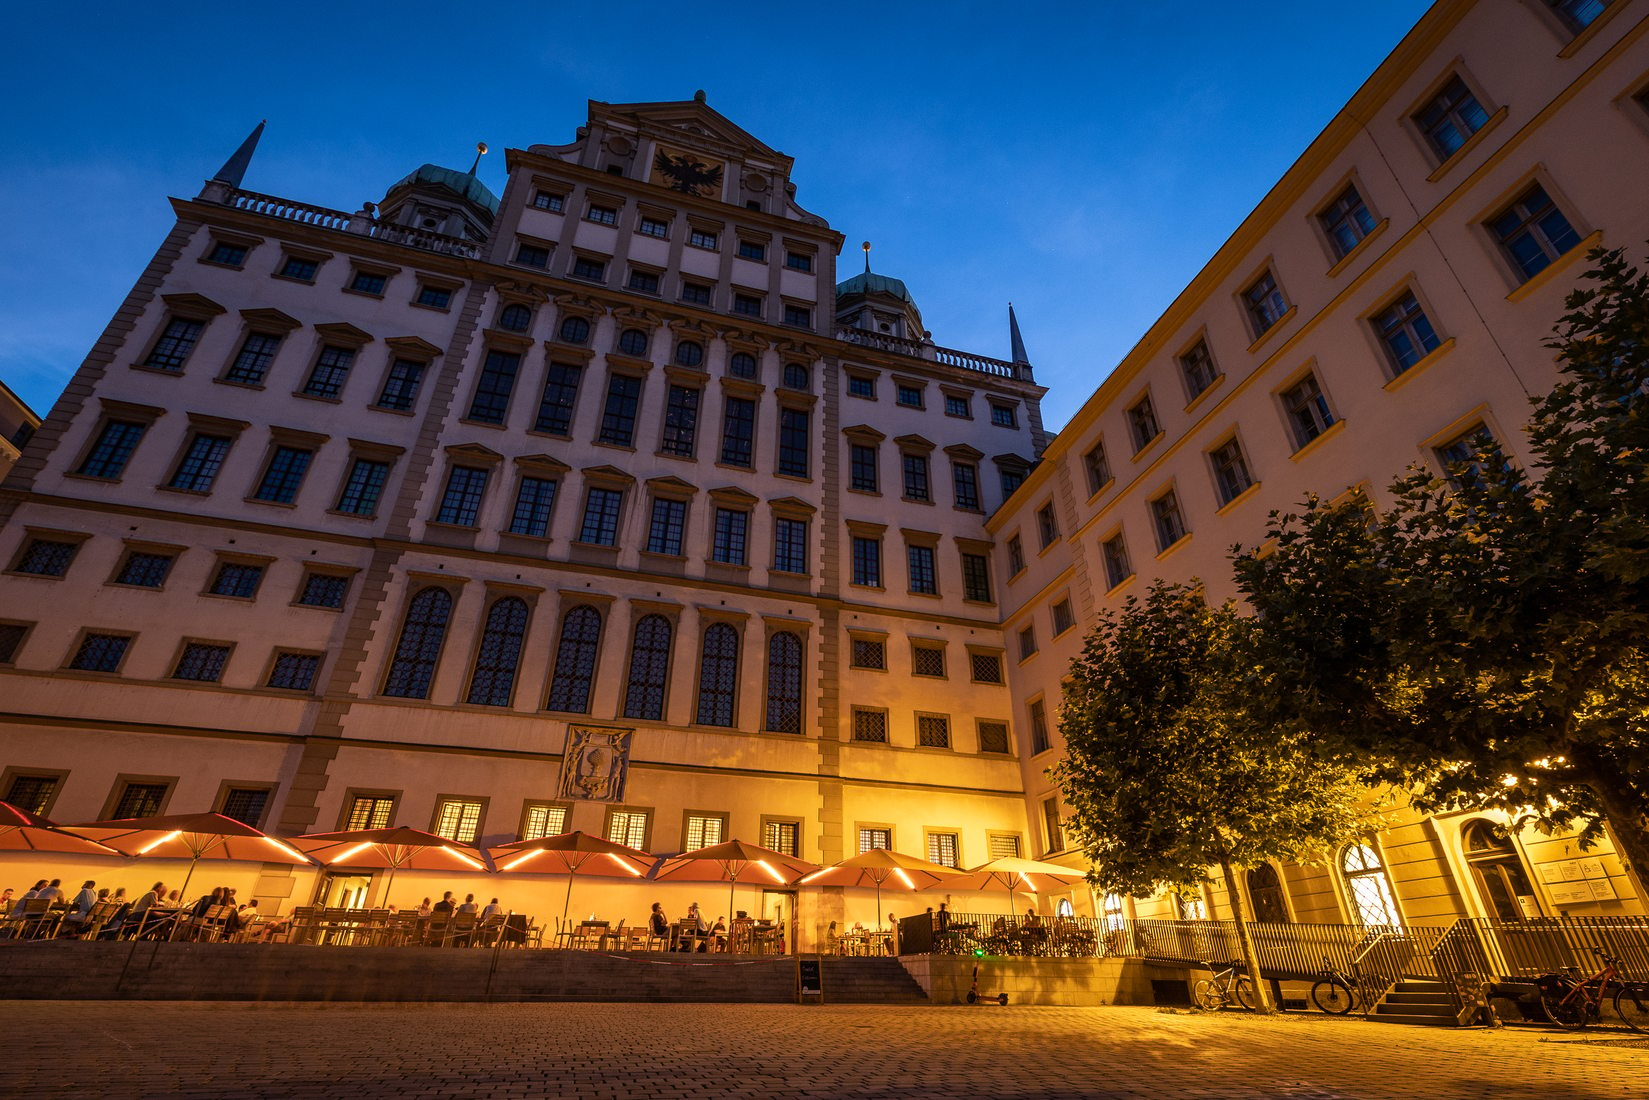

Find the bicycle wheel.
[
  {"left": 1193, "top": 979, "right": 1225, "bottom": 1011},
  {"left": 1540, "top": 990, "right": 1588, "bottom": 1030},
  {"left": 1311, "top": 978, "right": 1354, "bottom": 1014},
  {"left": 1614, "top": 985, "right": 1649, "bottom": 1034},
  {"left": 1232, "top": 976, "right": 1255, "bottom": 1011}
]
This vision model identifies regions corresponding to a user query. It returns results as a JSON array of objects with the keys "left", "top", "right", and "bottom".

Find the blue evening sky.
[{"left": 1, "top": 1, "right": 1433, "bottom": 432}]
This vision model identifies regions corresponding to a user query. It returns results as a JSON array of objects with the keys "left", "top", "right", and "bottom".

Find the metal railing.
[
  {"left": 1468, "top": 916, "right": 1649, "bottom": 981},
  {"left": 833, "top": 329, "right": 1033, "bottom": 382},
  {"left": 222, "top": 188, "right": 482, "bottom": 259}
]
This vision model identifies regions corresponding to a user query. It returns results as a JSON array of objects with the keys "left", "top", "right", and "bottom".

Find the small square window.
[
  {"left": 515, "top": 243, "right": 550, "bottom": 269},
  {"left": 944, "top": 395, "right": 970, "bottom": 418},
  {"left": 1373, "top": 292, "right": 1442, "bottom": 375},
  {"left": 733, "top": 293, "right": 763, "bottom": 317},
  {"left": 848, "top": 375, "right": 875, "bottom": 399},
  {"left": 1415, "top": 75, "right": 1490, "bottom": 162},
  {"left": 1319, "top": 186, "right": 1377, "bottom": 261},
  {"left": 4, "top": 772, "right": 58, "bottom": 813},
  {"left": 587, "top": 205, "right": 618, "bottom": 226},
  {"left": 345, "top": 795, "right": 396, "bottom": 830},
  {"left": 737, "top": 240, "right": 767, "bottom": 261},
  {"left": 297, "top": 572, "right": 349, "bottom": 609},
  {"left": 689, "top": 229, "right": 719, "bottom": 250},
  {"left": 219, "top": 787, "right": 271, "bottom": 826},
  {"left": 206, "top": 241, "right": 248, "bottom": 267},
  {"left": 681, "top": 282, "right": 712, "bottom": 305},
  {"left": 278, "top": 256, "right": 319, "bottom": 282},
  {"left": 416, "top": 285, "right": 452, "bottom": 309},
  {"left": 13, "top": 539, "right": 80, "bottom": 577},
  {"left": 912, "top": 645, "right": 946, "bottom": 678},
  {"left": 173, "top": 642, "right": 231, "bottom": 682},
  {"left": 978, "top": 720, "right": 1010, "bottom": 754},
  {"left": 628, "top": 270, "right": 661, "bottom": 295},
  {"left": 350, "top": 270, "right": 387, "bottom": 296},
  {"left": 532, "top": 190, "right": 565, "bottom": 212},
  {"left": 782, "top": 304, "right": 811, "bottom": 328},
  {"left": 989, "top": 403, "right": 1018, "bottom": 428},
  {"left": 851, "top": 707, "right": 888, "bottom": 742},
  {"left": 252, "top": 446, "right": 312, "bottom": 504},
  {"left": 927, "top": 832, "right": 959, "bottom": 867},
  {"left": 638, "top": 217, "right": 670, "bottom": 239},
  {"left": 268, "top": 652, "right": 321, "bottom": 691},
  {"left": 785, "top": 252, "right": 813, "bottom": 272},
  {"left": 970, "top": 652, "right": 1003, "bottom": 684},
  {"left": 916, "top": 714, "right": 951, "bottom": 748},
  {"left": 850, "top": 637, "right": 886, "bottom": 670},
  {"left": 69, "top": 633, "right": 130, "bottom": 673},
  {"left": 113, "top": 781, "right": 168, "bottom": 819},
  {"left": 1489, "top": 183, "right": 1582, "bottom": 284},
  {"left": 572, "top": 257, "right": 606, "bottom": 282},
  {"left": 114, "top": 551, "right": 175, "bottom": 588},
  {"left": 859, "top": 827, "right": 892, "bottom": 853},
  {"left": 896, "top": 385, "right": 923, "bottom": 408}
]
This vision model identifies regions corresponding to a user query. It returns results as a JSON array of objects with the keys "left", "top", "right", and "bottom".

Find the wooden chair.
[{"left": 441, "top": 913, "right": 479, "bottom": 948}]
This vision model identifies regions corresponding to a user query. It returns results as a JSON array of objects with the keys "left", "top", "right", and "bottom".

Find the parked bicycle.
[
  {"left": 1193, "top": 961, "right": 1253, "bottom": 1011},
  {"left": 1536, "top": 947, "right": 1649, "bottom": 1033},
  {"left": 1311, "top": 956, "right": 1375, "bottom": 1015}
]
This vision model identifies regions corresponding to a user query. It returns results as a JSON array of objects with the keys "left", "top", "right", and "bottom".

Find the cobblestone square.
[{"left": 2, "top": 1001, "right": 1642, "bottom": 1099}]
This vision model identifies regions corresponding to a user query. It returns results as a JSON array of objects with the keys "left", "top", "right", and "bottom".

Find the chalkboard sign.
[{"left": 797, "top": 957, "right": 823, "bottom": 1002}]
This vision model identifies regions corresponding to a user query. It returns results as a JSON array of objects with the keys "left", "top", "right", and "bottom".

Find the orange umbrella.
[
  {"left": 487, "top": 831, "right": 655, "bottom": 922},
  {"left": 0, "top": 802, "right": 123, "bottom": 857},
  {"left": 656, "top": 839, "right": 817, "bottom": 928},
  {"left": 945, "top": 855, "right": 1089, "bottom": 913},
  {"left": 289, "top": 826, "right": 488, "bottom": 903},
  {"left": 71, "top": 812, "right": 312, "bottom": 903},
  {"left": 797, "top": 848, "right": 964, "bottom": 930}
]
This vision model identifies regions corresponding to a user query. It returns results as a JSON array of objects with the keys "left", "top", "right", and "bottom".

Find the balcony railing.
[
  {"left": 834, "top": 328, "right": 1032, "bottom": 382},
  {"left": 221, "top": 187, "right": 482, "bottom": 260}
]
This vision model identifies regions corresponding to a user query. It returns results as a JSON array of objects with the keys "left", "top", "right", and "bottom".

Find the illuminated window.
[
  {"left": 1341, "top": 842, "right": 1402, "bottom": 929},
  {"left": 858, "top": 827, "right": 891, "bottom": 853},
  {"left": 345, "top": 795, "right": 395, "bottom": 831},
  {"left": 434, "top": 799, "right": 483, "bottom": 843},
  {"left": 520, "top": 804, "right": 568, "bottom": 841},
  {"left": 684, "top": 814, "right": 726, "bottom": 851}
]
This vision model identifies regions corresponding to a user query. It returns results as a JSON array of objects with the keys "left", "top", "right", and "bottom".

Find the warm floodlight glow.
[
  {"left": 442, "top": 845, "right": 487, "bottom": 870},
  {"left": 1018, "top": 871, "right": 1038, "bottom": 892},
  {"left": 330, "top": 842, "right": 375, "bottom": 864},
  {"left": 893, "top": 867, "right": 916, "bottom": 890},
  {"left": 797, "top": 869, "right": 830, "bottom": 884},
  {"left": 502, "top": 849, "right": 543, "bottom": 872},
  {"left": 608, "top": 852, "right": 644, "bottom": 876},
  {"left": 262, "top": 836, "right": 309, "bottom": 861},
  {"left": 755, "top": 858, "right": 788, "bottom": 883},
  {"left": 137, "top": 830, "right": 182, "bottom": 855}
]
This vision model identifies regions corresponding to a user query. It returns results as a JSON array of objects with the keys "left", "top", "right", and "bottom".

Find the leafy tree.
[
  {"left": 1054, "top": 581, "right": 1378, "bottom": 1011},
  {"left": 1234, "top": 246, "right": 1649, "bottom": 880}
]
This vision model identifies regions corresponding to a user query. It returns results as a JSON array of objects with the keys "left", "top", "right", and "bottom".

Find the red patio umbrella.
[
  {"left": 797, "top": 848, "right": 964, "bottom": 931},
  {"left": 0, "top": 801, "right": 123, "bottom": 857},
  {"left": 70, "top": 812, "right": 312, "bottom": 904},
  {"left": 656, "top": 839, "right": 818, "bottom": 928},
  {"left": 486, "top": 830, "right": 655, "bottom": 923},
  {"left": 288, "top": 826, "right": 488, "bottom": 904}
]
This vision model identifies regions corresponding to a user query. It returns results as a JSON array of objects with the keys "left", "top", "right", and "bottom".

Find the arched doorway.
[
  {"left": 1246, "top": 863, "right": 1288, "bottom": 923},
  {"left": 1462, "top": 821, "right": 1540, "bottom": 921}
]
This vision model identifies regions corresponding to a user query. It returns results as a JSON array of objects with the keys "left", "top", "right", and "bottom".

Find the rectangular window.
[
  {"left": 467, "top": 350, "right": 521, "bottom": 424},
  {"left": 901, "top": 453, "right": 930, "bottom": 502},
  {"left": 849, "top": 444, "right": 878, "bottom": 492},
  {"left": 1209, "top": 439, "right": 1253, "bottom": 504},
  {"left": 606, "top": 809, "right": 649, "bottom": 850},
  {"left": 785, "top": 252, "right": 813, "bottom": 272},
  {"left": 970, "top": 652, "right": 1003, "bottom": 684},
  {"left": 849, "top": 638, "right": 885, "bottom": 670},
  {"left": 763, "top": 819, "right": 800, "bottom": 856},
  {"left": 416, "top": 285, "right": 452, "bottom": 309},
  {"left": 989, "top": 834, "right": 1022, "bottom": 860},
  {"left": 1036, "top": 503, "right": 1060, "bottom": 549},
  {"left": 638, "top": 216, "right": 670, "bottom": 239},
  {"left": 978, "top": 721, "right": 1011, "bottom": 754},
  {"left": 209, "top": 561, "right": 264, "bottom": 599},
  {"left": 944, "top": 394, "right": 970, "bottom": 418},
  {"left": 1042, "top": 796, "right": 1064, "bottom": 854},
  {"left": 224, "top": 333, "right": 282, "bottom": 385},
  {"left": 279, "top": 256, "right": 318, "bottom": 281},
  {"left": 521, "top": 803, "right": 569, "bottom": 841},
  {"left": 927, "top": 832, "right": 959, "bottom": 868},
  {"left": 0, "top": 623, "right": 27, "bottom": 664},
  {"left": 515, "top": 243, "right": 550, "bottom": 269},
  {"left": 1243, "top": 270, "right": 1289, "bottom": 335},
  {"left": 777, "top": 408, "right": 810, "bottom": 477},
  {"left": 167, "top": 434, "right": 231, "bottom": 493},
  {"left": 1548, "top": 0, "right": 1611, "bottom": 31},
  {"left": 580, "top": 487, "right": 623, "bottom": 545},
  {"left": 350, "top": 270, "right": 388, "bottom": 295},
  {"left": 346, "top": 796, "right": 396, "bottom": 830},
  {"left": 907, "top": 544, "right": 937, "bottom": 595},
  {"left": 69, "top": 633, "right": 129, "bottom": 673},
  {"left": 113, "top": 782, "right": 168, "bottom": 819},
  {"left": 627, "top": 270, "right": 660, "bottom": 294},
  {"left": 143, "top": 317, "right": 204, "bottom": 372},
  {"left": 689, "top": 229, "right": 718, "bottom": 250},
  {"left": 268, "top": 652, "right": 320, "bottom": 691},
  {"left": 1490, "top": 183, "right": 1582, "bottom": 283},
  {"left": 1084, "top": 441, "right": 1111, "bottom": 495},
  {"left": 858, "top": 827, "right": 892, "bottom": 853},
  {"left": 1128, "top": 395, "right": 1160, "bottom": 452},
  {"left": 335, "top": 458, "right": 390, "bottom": 516},
  {"left": 733, "top": 293, "right": 763, "bottom": 317},
  {"left": 720, "top": 397, "right": 755, "bottom": 467},
  {"left": 252, "top": 446, "right": 312, "bottom": 504},
  {"left": 646, "top": 497, "right": 687, "bottom": 556},
  {"left": 896, "top": 384, "right": 923, "bottom": 408},
  {"left": 1436, "top": 424, "right": 1501, "bottom": 490},
  {"left": 1031, "top": 699, "right": 1052, "bottom": 755},
  {"left": 297, "top": 572, "right": 349, "bottom": 609},
  {"left": 534, "top": 363, "right": 582, "bottom": 436},
  {"left": 1052, "top": 599, "right": 1076, "bottom": 636},
  {"left": 508, "top": 477, "right": 558, "bottom": 537},
  {"left": 912, "top": 645, "right": 946, "bottom": 678},
  {"left": 1416, "top": 75, "right": 1490, "bottom": 161},
  {"left": 531, "top": 190, "right": 564, "bottom": 212},
  {"left": 782, "top": 304, "right": 811, "bottom": 327},
  {"left": 219, "top": 788, "right": 270, "bottom": 826},
  {"left": 1320, "top": 185, "right": 1377, "bottom": 259},
  {"left": 737, "top": 240, "right": 766, "bottom": 261},
  {"left": 851, "top": 708, "right": 889, "bottom": 743},
  {"left": 1179, "top": 340, "right": 1218, "bottom": 399},
  {"left": 851, "top": 536, "right": 882, "bottom": 588},
  {"left": 172, "top": 642, "right": 230, "bottom": 682},
  {"left": 1102, "top": 533, "right": 1132, "bottom": 590},
  {"left": 435, "top": 466, "right": 489, "bottom": 527},
  {"left": 598, "top": 374, "right": 642, "bottom": 447},
  {"left": 571, "top": 257, "right": 606, "bottom": 281},
  {"left": 681, "top": 282, "right": 712, "bottom": 305},
  {"left": 961, "top": 552, "right": 992, "bottom": 603},
  {"left": 434, "top": 799, "right": 483, "bottom": 844},
  {"left": 847, "top": 375, "right": 875, "bottom": 399},
  {"left": 773, "top": 517, "right": 808, "bottom": 574},
  {"left": 990, "top": 403, "right": 1018, "bottom": 428},
  {"left": 1000, "top": 466, "right": 1025, "bottom": 496},
  {"left": 5, "top": 774, "right": 58, "bottom": 815},
  {"left": 684, "top": 814, "right": 726, "bottom": 851},
  {"left": 207, "top": 241, "right": 248, "bottom": 267},
  {"left": 76, "top": 421, "right": 145, "bottom": 479},
  {"left": 953, "top": 463, "right": 980, "bottom": 510},
  {"left": 1282, "top": 373, "right": 1336, "bottom": 448},
  {"left": 711, "top": 508, "right": 749, "bottom": 566},
  {"left": 1151, "top": 490, "right": 1188, "bottom": 550},
  {"left": 1019, "top": 625, "right": 1038, "bottom": 661},
  {"left": 375, "top": 359, "right": 426, "bottom": 412},
  {"left": 1374, "top": 292, "right": 1442, "bottom": 374},
  {"left": 114, "top": 551, "right": 173, "bottom": 588},
  {"left": 587, "top": 205, "right": 618, "bottom": 226},
  {"left": 1007, "top": 535, "right": 1025, "bottom": 576}
]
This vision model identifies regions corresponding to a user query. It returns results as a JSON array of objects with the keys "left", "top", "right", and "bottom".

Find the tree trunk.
[
  {"left": 1219, "top": 857, "right": 1274, "bottom": 1014},
  {"left": 1574, "top": 761, "right": 1649, "bottom": 898}
]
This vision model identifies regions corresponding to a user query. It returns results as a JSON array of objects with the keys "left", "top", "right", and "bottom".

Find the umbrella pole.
[
  {"left": 561, "top": 872, "right": 575, "bottom": 926},
  {"left": 727, "top": 868, "right": 737, "bottom": 935},
  {"left": 876, "top": 878, "right": 884, "bottom": 932},
  {"left": 170, "top": 854, "right": 201, "bottom": 941},
  {"left": 382, "top": 864, "right": 397, "bottom": 908}
]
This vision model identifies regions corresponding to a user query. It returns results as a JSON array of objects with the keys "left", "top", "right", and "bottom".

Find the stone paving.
[{"left": 2, "top": 1001, "right": 1642, "bottom": 1099}]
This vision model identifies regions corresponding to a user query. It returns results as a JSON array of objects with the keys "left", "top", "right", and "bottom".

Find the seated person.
[{"left": 649, "top": 902, "right": 670, "bottom": 940}]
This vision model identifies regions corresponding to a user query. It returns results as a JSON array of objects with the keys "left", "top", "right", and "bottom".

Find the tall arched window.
[
  {"left": 1245, "top": 863, "right": 1288, "bottom": 924},
  {"left": 546, "top": 605, "right": 602, "bottom": 713},
  {"left": 1102, "top": 893, "right": 1126, "bottom": 932},
  {"left": 466, "top": 596, "right": 530, "bottom": 707},
  {"left": 696, "top": 622, "right": 739, "bottom": 727},
  {"left": 1341, "top": 842, "right": 1402, "bottom": 929},
  {"left": 382, "top": 587, "right": 452, "bottom": 699},
  {"left": 764, "top": 631, "right": 803, "bottom": 734},
  {"left": 623, "top": 614, "right": 673, "bottom": 721}
]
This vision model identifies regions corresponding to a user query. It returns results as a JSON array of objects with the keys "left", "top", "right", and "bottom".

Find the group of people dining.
[{"left": 2, "top": 876, "right": 279, "bottom": 941}]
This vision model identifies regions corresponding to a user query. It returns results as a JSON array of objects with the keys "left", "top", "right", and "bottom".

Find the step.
[
  {"left": 1376, "top": 1000, "right": 1456, "bottom": 1017},
  {"left": 1392, "top": 980, "right": 1451, "bottom": 992},
  {"left": 1385, "top": 992, "right": 1457, "bottom": 1006},
  {"left": 1368, "top": 1011, "right": 1461, "bottom": 1027}
]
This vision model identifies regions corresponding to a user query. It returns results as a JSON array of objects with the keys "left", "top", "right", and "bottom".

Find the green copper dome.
[
  {"left": 390, "top": 164, "right": 500, "bottom": 215},
  {"left": 835, "top": 270, "right": 915, "bottom": 304}
]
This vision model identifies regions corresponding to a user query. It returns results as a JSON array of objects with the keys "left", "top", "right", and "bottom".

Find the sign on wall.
[
  {"left": 1540, "top": 857, "right": 1619, "bottom": 904},
  {"left": 556, "top": 725, "right": 634, "bottom": 803}
]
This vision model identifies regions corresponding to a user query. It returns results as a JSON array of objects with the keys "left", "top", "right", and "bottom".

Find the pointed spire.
[
  {"left": 211, "top": 120, "right": 266, "bottom": 190},
  {"left": 1008, "top": 302, "right": 1030, "bottom": 364}
]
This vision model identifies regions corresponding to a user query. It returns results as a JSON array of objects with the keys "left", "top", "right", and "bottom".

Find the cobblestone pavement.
[{"left": 2, "top": 1001, "right": 1642, "bottom": 1099}]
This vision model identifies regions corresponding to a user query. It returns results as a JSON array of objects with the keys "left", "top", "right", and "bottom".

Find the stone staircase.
[{"left": 1368, "top": 979, "right": 1467, "bottom": 1027}]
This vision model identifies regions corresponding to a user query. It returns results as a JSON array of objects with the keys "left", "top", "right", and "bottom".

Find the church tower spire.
[
  {"left": 1008, "top": 302, "right": 1030, "bottom": 365},
  {"left": 210, "top": 120, "right": 266, "bottom": 190}
]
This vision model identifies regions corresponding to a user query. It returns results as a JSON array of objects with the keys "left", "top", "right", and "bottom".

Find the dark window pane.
[
  {"left": 509, "top": 477, "right": 557, "bottom": 537},
  {"left": 696, "top": 623, "right": 740, "bottom": 727},
  {"left": 382, "top": 587, "right": 452, "bottom": 699},
  {"left": 252, "top": 447, "right": 312, "bottom": 504},
  {"left": 765, "top": 631, "right": 803, "bottom": 734},
  {"left": 547, "top": 605, "right": 602, "bottom": 713},
  {"left": 335, "top": 458, "right": 390, "bottom": 516},
  {"left": 376, "top": 360, "right": 426, "bottom": 411},
  {"left": 624, "top": 614, "right": 673, "bottom": 721},
  {"left": 144, "top": 318, "right": 204, "bottom": 372},
  {"left": 168, "top": 434, "right": 231, "bottom": 492},
  {"left": 467, "top": 350, "right": 521, "bottom": 424},
  {"left": 173, "top": 643, "right": 230, "bottom": 682},
  {"left": 268, "top": 653, "right": 320, "bottom": 691},
  {"left": 535, "top": 364, "right": 582, "bottom": 436},
  {"left": 77, "top": 421, "right": 145, "bottom": 479},
  {"left": 579, "top": 488, "right": 623, "bottom": 545},
  {"left": 467, "top": 597, "right": 530, "bottom": 707},
  {"left": 434, "top": 466, "right": 489, "bottom": 527},
  {"left": 224, "top": 332, "right": 282, "bottom": 386}
]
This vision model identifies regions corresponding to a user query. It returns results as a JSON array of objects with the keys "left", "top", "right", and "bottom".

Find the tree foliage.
[{"left": 1234, "top": 246, "right": 1649, "bottom": 876}]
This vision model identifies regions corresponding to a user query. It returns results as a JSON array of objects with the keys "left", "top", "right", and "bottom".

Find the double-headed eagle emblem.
[{"left": 654, "top": 150, "right": 724, "bottom": 196}]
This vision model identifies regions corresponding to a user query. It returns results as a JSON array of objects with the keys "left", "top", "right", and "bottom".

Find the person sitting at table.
[
  {"left": 710, "top": 915, "right": 727, "bottom": 952},
  {"left": 677, "top": 902, "right": 707, "bottom": 952},
  {"left": 480, "top": 898, "right": 503, "bottom": 920},
  {"left": 649, "top": 902, "right": 669, "bottom": 941},
  {"left": 36, "top": 879, "right": 63, "bottom": 905},
  {"left": 11, "top": 881, "right": 46, "bottom": 916},
  {"left": 128, "top": 882, "right": 165, "bottom": 937},
  {"left": 457, "top": 893, "right": 479, "bottom": 916},
  {"left": 433, "top": 891, "right": 455, "bottom": 916},
  {"left": 60, "top": 880, "right": 98, "bottom": 936},
  {"left": 416, "top": 897, "right": 433, "bottom": 918},
  {"left": 824, "top": 920, "right": 840, "bottom": 955}
]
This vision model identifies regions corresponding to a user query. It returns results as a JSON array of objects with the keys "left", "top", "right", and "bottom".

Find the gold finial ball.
[
  {"left": 862, "top": 241, "right": 871, "bottom": 253},
  {"left": 694, "top": 89, "right": 707, "bottom": 104},
  {"left": 476, "top": 141, "right": 489, "bottom": 156}
]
